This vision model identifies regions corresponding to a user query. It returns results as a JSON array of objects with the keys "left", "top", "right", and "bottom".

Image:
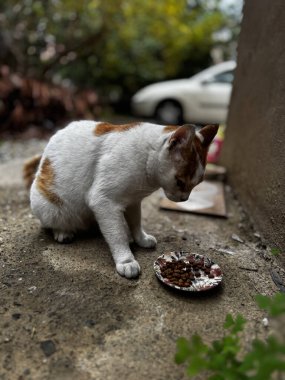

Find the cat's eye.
[{"left": 176, "top": 178, "right": 186, "bottom": 189}]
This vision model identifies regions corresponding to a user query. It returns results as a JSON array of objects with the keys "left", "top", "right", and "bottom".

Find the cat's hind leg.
[
  {"left": 53, "top": 230, "right": 75, "bottom": 244},
  {"left": 30, "top": 183, "right": 79, "bottom": 243}
]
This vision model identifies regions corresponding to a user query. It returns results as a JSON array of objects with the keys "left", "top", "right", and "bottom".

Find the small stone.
[
  {"left": 238, "top": 223, "right": 244, "bottom": 230},
  {"left": 163, "top": 235, "right": 176, "bottom": 243},
  {"left": 217, "top": 248, "right": 236, "bottom": 255},
  {"left": 28, "top": 286, "right": 37, "bottom": 293},
  {"left": 40, "top": 340, "right": 56, "bottom": 357},
  {"left": 85, "top": 319, "right": 96, "bottom": 327},
  {"left": 262, "top": 318, "right": 269, "bottom": 327},
  {"left": 231, "top": 234, "right": 244, "bottom": 243},
  {"left": 12, "top": 313, "right": 21, "bottom": 320}
]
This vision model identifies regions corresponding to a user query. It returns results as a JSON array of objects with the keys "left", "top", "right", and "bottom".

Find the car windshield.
[
  {"left": 207, "top": 70, "right": 234, "bottom": 84},
  {"left": 189, "top": 62, "right": 236, "bottom": 82},
  {"left": 211, "top": 70, "right": 235, "bottom": 84}
]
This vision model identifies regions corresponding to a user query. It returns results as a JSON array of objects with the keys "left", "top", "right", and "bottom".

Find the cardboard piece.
[{"left": 159, "top": 180, "right": 227, "bottom": 218}]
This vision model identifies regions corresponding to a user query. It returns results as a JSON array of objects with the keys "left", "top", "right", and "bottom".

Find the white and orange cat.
[{"left": 24, "top": 121, "right": 218, "bottom": 278}]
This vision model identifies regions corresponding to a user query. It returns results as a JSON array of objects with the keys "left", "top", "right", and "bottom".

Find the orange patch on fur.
[
  {"left": 23, "top": 154, "right": 42, "bottom": 189},
  {"left": 94, "top": 122, "right": 140, "bottom": 136},
  {"left": 36, "top": 158, "right": 63, "bottom": 206},
  {"left": 163, "top": 125, "right": 178, "bottom": 133}
]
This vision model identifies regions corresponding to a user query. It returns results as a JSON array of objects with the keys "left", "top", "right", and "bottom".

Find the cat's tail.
[{"left": 23, "top": 154, "right": 42, "bottom": 189}]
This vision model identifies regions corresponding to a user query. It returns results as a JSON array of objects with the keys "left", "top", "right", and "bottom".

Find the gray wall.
[{"left": 221, "top": 1, "right": 285, "bottom": 262}]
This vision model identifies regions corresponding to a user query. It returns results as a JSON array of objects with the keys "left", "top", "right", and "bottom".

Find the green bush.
[{"left": 175, "top": 293, "right": 285, "bottom": 379}]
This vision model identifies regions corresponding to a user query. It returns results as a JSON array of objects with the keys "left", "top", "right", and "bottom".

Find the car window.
[{"left": 212, "top": 70, "right": 234, "bottom": 84}]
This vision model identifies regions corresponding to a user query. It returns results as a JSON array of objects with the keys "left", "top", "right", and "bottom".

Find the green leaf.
[
  {"left": 208, "top": 352, "right": 228, "bottom": 370},
  {"left": 191, "top": 334, "right": 208, "bottom": 353},
  {"left": 175, "top": 337, "right": 191, "bottom": 364},
  {"left": 208, "top": 375, "right": 225, "bottom": 380},
  {"left": 224, "top": 314, "right": 235, "bottom": 329},
  {"left": 271, "top": 247, "right": 281, "bottom": 256},
  {"left": 256, "top": 293, "right": 285, "bottom": 317},
  {"left": 224, "top": 314, "right": 246, "bottom": 334},
  {"left": 266, "top": 336, "right": 285, "bottom": 355},
  {"left": 231, "top": 314, "right": 247, "bottom": 334},
  {"left": 221, "top": 335, "right": 240, "bottom": 356},
  {"left": 186, "top": 356, "right": 208, "bottom": 376},
  {"left": 212, "top": 339, "right": 224, "bottom": 353},
  {"left": 255, "top": 294, "right": 271, "bottom": 309}
]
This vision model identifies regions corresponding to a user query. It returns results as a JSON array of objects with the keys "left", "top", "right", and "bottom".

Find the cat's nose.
[{"left": 180, "top": 195, "right": 189, "bottom": 202}]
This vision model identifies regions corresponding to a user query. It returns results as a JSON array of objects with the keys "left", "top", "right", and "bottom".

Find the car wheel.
[{"left": 155, "top": 100, "right": 183, "bottom": 125}]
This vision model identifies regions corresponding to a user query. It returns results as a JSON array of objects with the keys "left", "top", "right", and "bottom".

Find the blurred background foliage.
[
  {"left": 0, "top": 0, "right": 242, "bottom": 135},
  {"left": 0, "top": 0, "right": 241, "bottom": 96}
]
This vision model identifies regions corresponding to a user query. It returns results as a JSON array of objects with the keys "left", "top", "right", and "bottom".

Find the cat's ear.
[
  {"left": 168, "top": 124, "right": 195, "bottom": 155},
  {"left": 168, "top": 124, "right": 195, "bottom": 161},
  {"left": 196, "top": 124, "right": 219, "bottom": 147}
]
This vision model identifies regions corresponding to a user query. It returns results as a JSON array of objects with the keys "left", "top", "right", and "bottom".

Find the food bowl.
[{"left": 154, "top": 251, "right": 223, "bottom": 292}]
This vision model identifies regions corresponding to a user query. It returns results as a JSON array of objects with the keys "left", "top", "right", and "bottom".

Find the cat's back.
[
  {"left": 31, "top": 120, "right": 167, "bottom": 211},
  {"left": 42, "top": 120, "right": 102, "bottom": 171},
  {"left": 46, "top": 120, "right": 99, "bottom": 154},
  {"left": 40, "top": 120, "right": 167, "bottom": 174}
]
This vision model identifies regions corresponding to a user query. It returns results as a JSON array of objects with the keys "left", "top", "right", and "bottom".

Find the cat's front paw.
[
  {"left": 116, "top": 259, "right": 141, "bottom": 278},
  {"left": 135, "top": 232, "right": 157, "bottom": 249}
]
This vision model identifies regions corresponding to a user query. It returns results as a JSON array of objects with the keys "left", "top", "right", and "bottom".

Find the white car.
[{"left": 131, "top": 61, "right": 236, "bottom": 125}]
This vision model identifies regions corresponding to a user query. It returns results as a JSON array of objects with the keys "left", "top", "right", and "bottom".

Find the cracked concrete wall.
[{"left": 221, "top": 1, "right": 285, "bottom": 263}]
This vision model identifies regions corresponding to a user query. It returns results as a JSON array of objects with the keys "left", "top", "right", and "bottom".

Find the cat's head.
[{"left": 159, "top": 124, "right": 219, "bottom": 202}]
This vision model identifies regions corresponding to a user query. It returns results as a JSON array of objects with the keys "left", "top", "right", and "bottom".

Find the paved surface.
[{"left": 0, "top": 140, "right": 284, "bottom": 380}]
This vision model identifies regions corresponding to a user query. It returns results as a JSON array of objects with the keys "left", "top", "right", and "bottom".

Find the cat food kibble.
[{"left": 160, "top": 259, "right": 214, "bottom": 287}]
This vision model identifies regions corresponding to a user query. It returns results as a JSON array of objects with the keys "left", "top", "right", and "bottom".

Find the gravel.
[{"left": 0, "top": 139, "right": 47, "bottom": 164}]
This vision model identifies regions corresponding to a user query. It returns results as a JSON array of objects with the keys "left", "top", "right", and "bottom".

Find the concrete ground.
[{"left": 0, "top": 139, "right": 284, "bottom": 380}]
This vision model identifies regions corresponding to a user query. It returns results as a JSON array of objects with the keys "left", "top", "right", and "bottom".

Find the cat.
[{"left": 24, "top": 121, "right": 218, "bottom": 279}]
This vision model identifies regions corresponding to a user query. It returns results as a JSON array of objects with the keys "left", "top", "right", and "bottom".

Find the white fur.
[
  {"left": 196, "top": 131, "right": 204, "bottom": 143},
  {"left": 30, "top": 121, "right": 206, "bottom": 278}
]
